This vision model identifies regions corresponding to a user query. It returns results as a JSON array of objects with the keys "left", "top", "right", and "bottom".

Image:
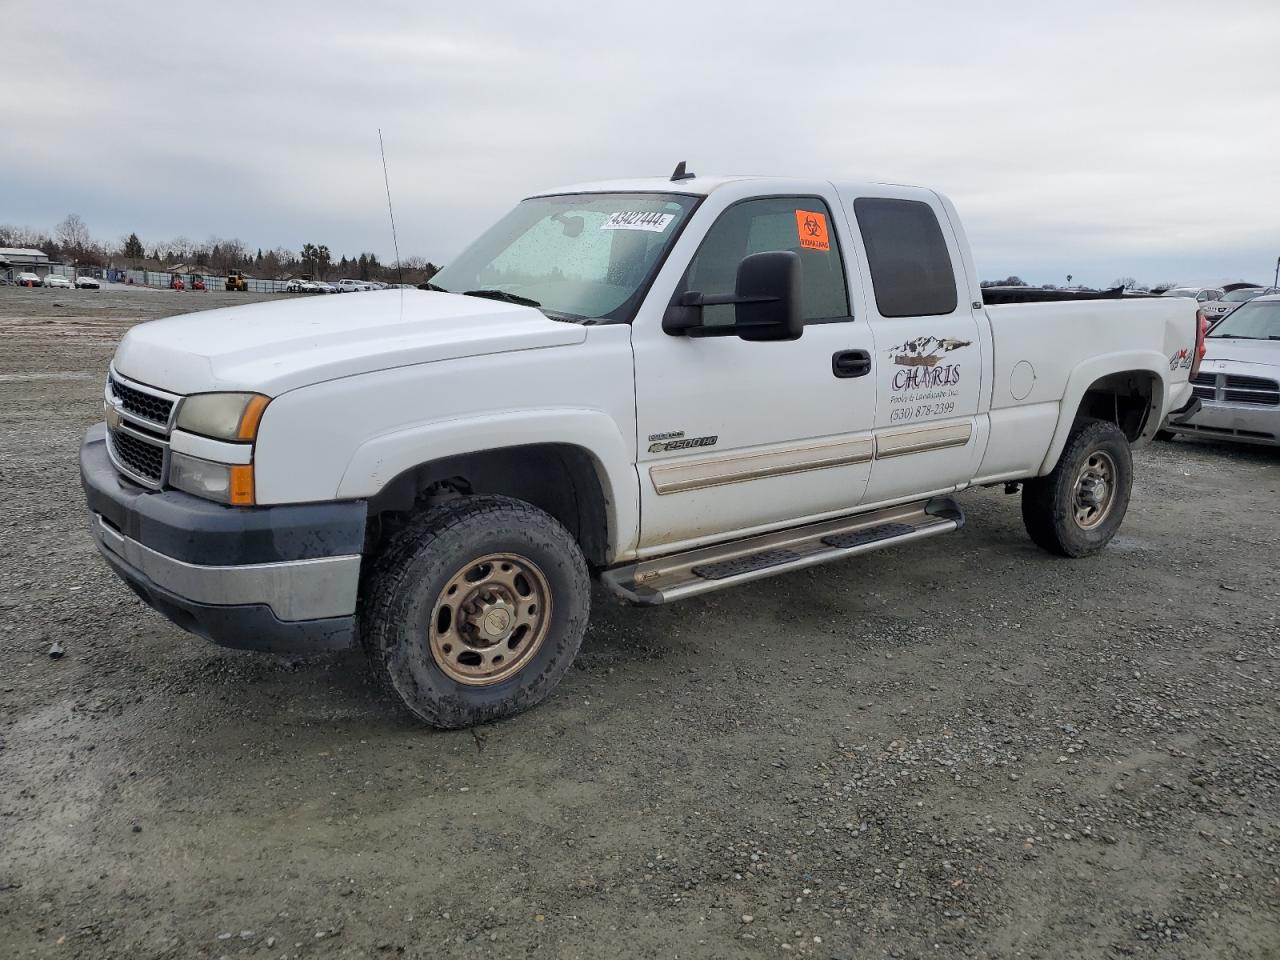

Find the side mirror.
[{"left": 663, "top": 250, "right": 803, "bottom": 341}]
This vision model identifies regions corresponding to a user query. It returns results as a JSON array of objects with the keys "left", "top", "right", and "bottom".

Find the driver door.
[{"left": 631, "top": 188, "right": 878, "bottom": 554}]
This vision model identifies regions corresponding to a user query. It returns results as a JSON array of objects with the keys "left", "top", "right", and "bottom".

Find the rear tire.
[
  {"left": 1021, "top": 418, "right": 1133, "bottom": 558},
  {"left": 360, "top": 496, "right": 591, "bottom": 729}
]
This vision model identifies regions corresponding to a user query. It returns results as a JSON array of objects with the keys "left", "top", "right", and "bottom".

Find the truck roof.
[{"left": 530, "top": 175, "right": 934, "bottom": 200}]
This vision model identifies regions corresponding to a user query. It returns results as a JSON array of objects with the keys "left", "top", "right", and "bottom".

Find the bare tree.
[{"left": 55, "top": 214, "right": 92, "bottom": 255}]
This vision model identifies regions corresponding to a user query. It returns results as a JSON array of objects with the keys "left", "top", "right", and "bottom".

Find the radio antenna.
[{"left": 378, "top": 129, "right": 404, "bottom": 289}]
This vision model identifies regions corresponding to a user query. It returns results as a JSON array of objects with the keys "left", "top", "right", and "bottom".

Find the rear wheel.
[
  {"left": 360, "top": 496, "right": 590, "bottom": 728},
  {"left": 1021, "top": 418, "right": 1133, "bottom": 557}
]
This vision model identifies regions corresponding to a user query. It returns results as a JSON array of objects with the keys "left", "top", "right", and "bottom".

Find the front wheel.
[
  {"left": 1021, "top": 418, "right": 1133, "bottom": 558},
  {"left": 360, "top": 496, "right": 591, "bottom": 728}
]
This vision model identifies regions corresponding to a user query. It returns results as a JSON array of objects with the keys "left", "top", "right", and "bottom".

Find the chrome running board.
[{"left": 602, "top": 496, "right": 964, "bottom": 605}]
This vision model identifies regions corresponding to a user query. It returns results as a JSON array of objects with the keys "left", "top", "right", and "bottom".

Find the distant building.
[{"left": 0, "top": 247, "right": 52, "bottom": 281}]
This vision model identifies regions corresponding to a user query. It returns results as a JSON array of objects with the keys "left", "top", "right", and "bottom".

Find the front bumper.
[
  {"left": 1165, "top": 400, "right": 1280, "bottom": 446},
  {"left": 80, "top": 424, "right": 366, "bottom": 653}
]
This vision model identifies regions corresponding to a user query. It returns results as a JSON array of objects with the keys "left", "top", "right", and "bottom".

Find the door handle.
[{"left": 832, "top": 349, "right": 872, "bottom": 379}]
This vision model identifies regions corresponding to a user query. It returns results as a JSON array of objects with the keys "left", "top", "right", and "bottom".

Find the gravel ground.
[{"left": 0, "top": 286, "right": 1277, "bottom": 960}]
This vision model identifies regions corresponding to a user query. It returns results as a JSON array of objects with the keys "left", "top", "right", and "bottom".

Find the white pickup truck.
[{"left": 81, "top": 169, "right": 1204, "bottom": 727}]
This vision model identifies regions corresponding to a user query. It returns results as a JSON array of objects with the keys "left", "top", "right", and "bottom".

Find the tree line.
[
  {"left": 0, "top": 214, "right": 439, "bottom": 285},
  {"left": 979, "top": 275, "right": 1177, "bottom": 292}
]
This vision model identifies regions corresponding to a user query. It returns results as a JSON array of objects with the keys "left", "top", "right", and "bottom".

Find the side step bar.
[{"left": 602, "top": 496, "right": 964, "bottom": 605}]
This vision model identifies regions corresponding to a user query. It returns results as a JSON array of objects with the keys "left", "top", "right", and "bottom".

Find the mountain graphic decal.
[{"left": 887, "top": 336, "right": 972, "bottom": 367}]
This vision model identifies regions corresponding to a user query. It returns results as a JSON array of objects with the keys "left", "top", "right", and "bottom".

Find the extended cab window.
[
  {"left": 854, "top": 198, "right": 958, "bottom": 318},
  {"left": 676, "top": 197, "right": 850, "bottom": 326}
]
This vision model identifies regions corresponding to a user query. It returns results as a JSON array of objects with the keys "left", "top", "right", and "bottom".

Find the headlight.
[
  {"left": 175, "top": 392, "right": 270, "bottom": 441},
  {"left": 169, "top": 452, "right": 255, "bottom": 505}
]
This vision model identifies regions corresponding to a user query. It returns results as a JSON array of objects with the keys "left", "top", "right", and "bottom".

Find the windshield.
[
  {"left": 1221, "top": 288, "right": 1262, "bottom": 302},
  {"left": 430, "top": 192, "right": 700, "bottom": 323},
  {"left": 1208, "top": 301, "right": 1280, "bottom": 339}
]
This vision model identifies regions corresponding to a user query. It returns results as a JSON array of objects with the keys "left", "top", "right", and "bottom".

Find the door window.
[
  {"left": 853, "top": 198, "right": 958, "bottom": 318},
  {"left": 675, "top": 197, "right": 850, "bottom": 326}
]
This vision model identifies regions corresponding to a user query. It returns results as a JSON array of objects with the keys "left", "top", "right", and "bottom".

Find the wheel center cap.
[
  {"left": 481, "top": 607, "right": 513, "bottom": 640},
  {"left": 1080, "top": 476, "right": 1106, "bottom": 507}
]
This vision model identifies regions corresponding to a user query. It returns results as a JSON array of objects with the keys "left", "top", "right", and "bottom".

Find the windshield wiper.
[
  {"left": 418, "top": 281, "right": 448, "bottom": 292},
  {"left": 462, "top": 289, "right": 542, "bottom": 308}
]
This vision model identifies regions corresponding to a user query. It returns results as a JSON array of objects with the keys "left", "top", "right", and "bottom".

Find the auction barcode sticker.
[{"left": 600, "top": 211, "right": 675, "bottom": 232}]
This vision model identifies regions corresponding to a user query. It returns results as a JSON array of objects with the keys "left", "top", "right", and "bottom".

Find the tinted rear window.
[{"left": 854, "top": 198, "right": 958, "bottom": 317}]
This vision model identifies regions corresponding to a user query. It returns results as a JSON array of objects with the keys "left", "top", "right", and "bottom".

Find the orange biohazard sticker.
[{"left": 795, "top": 210, "right": 830, "bottom": 251}]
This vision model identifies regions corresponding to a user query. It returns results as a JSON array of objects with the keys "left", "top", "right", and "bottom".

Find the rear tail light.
[{"left": 1190, "top": 309, "right": 1210, "bottom": 379}]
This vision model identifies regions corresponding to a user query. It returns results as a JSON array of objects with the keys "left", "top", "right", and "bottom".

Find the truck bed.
[{"left": 981, "top": 285, "right": 1150, "bottom": 305}]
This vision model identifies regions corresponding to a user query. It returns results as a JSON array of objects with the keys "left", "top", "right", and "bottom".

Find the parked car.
[
  {"left": 15, "top": 272, "right": 43, "bottom": 287},
  {"left": 1162, "top": 293, "right": 1280, "bottom": 446},
  {"left": 314, "top": 282, "right": 338, "bottom": 294},
  {"left": 286, "top": 279, "right": 324, "bottom": 294},
  {"left": 75, "top": 275, "right": 101, "bottom": 289},
  {"left": 1203, "top": 286, "right": 1268, "bottom": 323},
  {"left": 81, "top": 171, "right": 1200, "bottom": 728},
  {"left": 334, "top": 278, "right": 375, "bottom": 293},
  {"left": 1162, "top": 286, "right": 1224, "bottom": 304},
  {"left": 43, "top": 274, "right": 74, "bottom": 290}
]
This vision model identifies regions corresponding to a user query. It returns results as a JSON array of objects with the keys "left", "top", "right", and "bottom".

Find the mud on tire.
[
  {"left": 1021, "top": 418, "right": 1133, "bottom": 558},
  {"left": 360, "top": 495, "right": 591, "bottom": 728}
]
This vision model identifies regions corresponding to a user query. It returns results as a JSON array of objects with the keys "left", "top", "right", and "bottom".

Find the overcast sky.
[{"left": 5, "top": 0, "right": 1278, "bottom": 287}]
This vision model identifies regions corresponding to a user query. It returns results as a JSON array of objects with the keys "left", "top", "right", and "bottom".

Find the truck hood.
[
  {"left": 112, "top": 290, "right": 587, "bottom": 396},
  {"left": 1203, "top": 337, "right": 1280, "bottom": 368}
]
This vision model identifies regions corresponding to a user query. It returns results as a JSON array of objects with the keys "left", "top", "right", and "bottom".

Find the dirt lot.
[{"left": 0, "top": 286, "right": 1276, "bottom": 960}]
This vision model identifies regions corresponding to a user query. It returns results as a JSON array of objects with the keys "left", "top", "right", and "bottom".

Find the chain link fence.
[{"left": 118, "top": 269, "right": 294, "bottom": 293}]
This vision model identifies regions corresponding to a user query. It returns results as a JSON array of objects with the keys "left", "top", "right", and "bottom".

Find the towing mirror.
[{"left": 663, "top": 250, "right": 803, "bottom": 341}]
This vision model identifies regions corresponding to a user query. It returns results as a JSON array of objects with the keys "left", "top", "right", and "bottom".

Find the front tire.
[
  {"left": 1021, "top": 418, "right": 1133, "bottom": 558},
  {"left": 360, "top": 496, "right": 591, "bottom": 728}
]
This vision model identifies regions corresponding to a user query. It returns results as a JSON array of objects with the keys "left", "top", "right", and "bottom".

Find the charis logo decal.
[
  {"left": 883, "top": 336, "right": 971, "bottom": 423},
  {"left": 887, "top": 337, "right": 970, "bottom": 391}
]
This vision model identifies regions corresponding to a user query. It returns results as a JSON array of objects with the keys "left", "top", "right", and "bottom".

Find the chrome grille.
[
  {"left": 109, "top": 428, "right": 165, "bottom": 483},
  {"left": 103, "top": 370, "right": 179, "bottom": 488},
  {"left": 1224, "top": 374, "right": 1279, "bottom": 406},
  {"left": 109, "top": 374, "right": 174, "bottom": 425},
  {"left": 1191, "top": 373, "right": 1216, "bottom": 402},
  {"left": 1191, "top": 372, "right": 1280, "bottom": 406}
]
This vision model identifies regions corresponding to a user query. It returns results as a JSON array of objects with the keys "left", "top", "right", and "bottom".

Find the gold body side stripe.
[
  {"left": 873, "top": 421, "right": 973, "bottom": 459},
  {"left": 650, "top": 437, "right": 875, "bottom": 495},
  {"left": 648, "top": 419, "right": 974, "bottom": 495}
]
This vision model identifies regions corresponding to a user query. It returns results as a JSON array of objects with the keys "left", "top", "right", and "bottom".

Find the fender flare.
[
  {"left": 336, "top": 407, "right": 640, "bottom": 558},
  {"left": 1037, "top": 351, "right": 1167, "bottom": 475}
]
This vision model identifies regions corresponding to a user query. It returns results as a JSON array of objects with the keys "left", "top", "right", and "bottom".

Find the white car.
[
  {"left": 82, "top": 171, "right": 1199, "bottom": 729},
  {"left": 1162, "top": 286, "right": 1224, "bottom": 305},
  {"left": 313, "top": 282, "right": 337, "bottom": 294},
  {"left": 1202, "top": 286, "right": 1267, "bottom": 323},
  {"left": 334, "top": 279, "right": 375, "bottom": 293},
  {"left": 76, "top": 275, "right": 101, "bottom": 290},
  {"left": 1165, "top": 294, "right": 1280, "bottom": 447},
  {"left": 43, "top": 274, "right": 74, "bottom": 290},
  {"left": 14, "top": 272, "right": 43, "bottom": 287},
  {"left": 285, "top": 279, "right": 322, "bottom": 294}
]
